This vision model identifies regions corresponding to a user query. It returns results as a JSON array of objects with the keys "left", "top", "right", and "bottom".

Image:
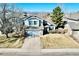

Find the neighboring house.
[
  {"left": 23, "top": 16, "right": 56, "bottom": 37},
  {"left": 63, "top": 17, "right": 79, "bottom": 36},
  {"left": 63, "top": 17, "right": 79, "bottom": 31}
]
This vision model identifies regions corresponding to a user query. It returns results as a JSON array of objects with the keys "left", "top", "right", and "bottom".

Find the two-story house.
[{"left": 23, "top": 16, "right": 56, "bottom": 37}]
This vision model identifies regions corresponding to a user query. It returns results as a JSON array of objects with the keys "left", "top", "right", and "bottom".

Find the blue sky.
[{"left": 15, "top": 3, "right": 79, "bottom": 13}]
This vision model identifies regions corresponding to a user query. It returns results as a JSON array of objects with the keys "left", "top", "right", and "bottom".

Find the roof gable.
[{"left": 24, "top": 16, "right": 44, "bottom": 21}]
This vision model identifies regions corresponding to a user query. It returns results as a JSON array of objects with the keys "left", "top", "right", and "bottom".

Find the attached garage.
[{"left": 25, "top": 29, "right": 43, "bottom": 37}]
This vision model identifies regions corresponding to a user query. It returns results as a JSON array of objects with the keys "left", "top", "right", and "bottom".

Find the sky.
[{"left": 15, "top": 3, "right": 79, "bottom": 13}]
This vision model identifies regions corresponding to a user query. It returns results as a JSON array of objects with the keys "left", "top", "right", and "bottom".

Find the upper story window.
[
  {"left": 29, "top": 20, "right": 33, "bottom": 25},
  {"left": 34, "top": 21, "right": 37, "bottom": 25},
  {"left": 29, "top": 19, "right": 38, "bottom": 27}
]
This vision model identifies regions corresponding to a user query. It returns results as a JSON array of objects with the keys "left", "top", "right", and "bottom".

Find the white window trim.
[{"left": 29, "top": 20, "right": 39, "bottom": 27}]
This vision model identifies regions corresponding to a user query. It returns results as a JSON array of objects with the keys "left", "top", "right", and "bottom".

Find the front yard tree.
[
  {"left": 51, "top": 6, "right": 64, "bottom": 25},
  {"left": 0, "top": 3, "right": 25, "bottom": 38},
  {"left": 0, "top": 3, "right": 14, "bottom": 38}
]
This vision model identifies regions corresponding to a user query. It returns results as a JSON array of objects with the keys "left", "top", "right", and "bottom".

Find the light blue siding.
[
  {"left": 25, "top": 20, "right": 29, "bottom": 26},
  {"left": 24, "top": 18, "right": 41, "bottom": 27}
]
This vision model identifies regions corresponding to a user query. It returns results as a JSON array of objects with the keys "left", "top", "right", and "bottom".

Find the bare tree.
[
  {"left": 12, "top": 7, "right": 27, "bottom": 36},
  {"left": 0, "top": 3, "right": 14, "bottom": 38},
  {"left": 0, "top": 3, "right": 26, "bottom": 38}
]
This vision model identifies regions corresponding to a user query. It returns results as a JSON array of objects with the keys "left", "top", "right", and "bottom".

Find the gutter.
[{"left": 72, "top": 29, "right": 79, "bottom": 31}]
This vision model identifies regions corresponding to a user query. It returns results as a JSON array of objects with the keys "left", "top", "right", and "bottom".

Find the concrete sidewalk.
[{"left": 0, "top": 49, "right": 79, "bottom": 55}]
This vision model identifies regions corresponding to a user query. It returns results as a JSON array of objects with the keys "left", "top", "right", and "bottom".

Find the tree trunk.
[{"left": 5, "top": 33, "right": 9, "bottom": 38}]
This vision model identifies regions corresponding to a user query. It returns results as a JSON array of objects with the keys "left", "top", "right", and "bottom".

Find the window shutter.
[{"left": 39, "top": 20, "right": 41, "bottom": 26}]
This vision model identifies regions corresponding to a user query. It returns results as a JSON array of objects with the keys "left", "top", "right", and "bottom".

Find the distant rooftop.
[{"left": 68, "top": 22, "right": 79, "bottom": 31}]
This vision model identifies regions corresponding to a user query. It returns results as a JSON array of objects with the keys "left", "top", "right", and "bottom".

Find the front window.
[
  {"left": 29, "top": 21, "right": 33, "bottom": 25},
  {"left": 34, "top": 21, "right": 37, "bottom": 25},
  {"left": 29, "top": 20, "right": 38, "bottom": 26}
]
